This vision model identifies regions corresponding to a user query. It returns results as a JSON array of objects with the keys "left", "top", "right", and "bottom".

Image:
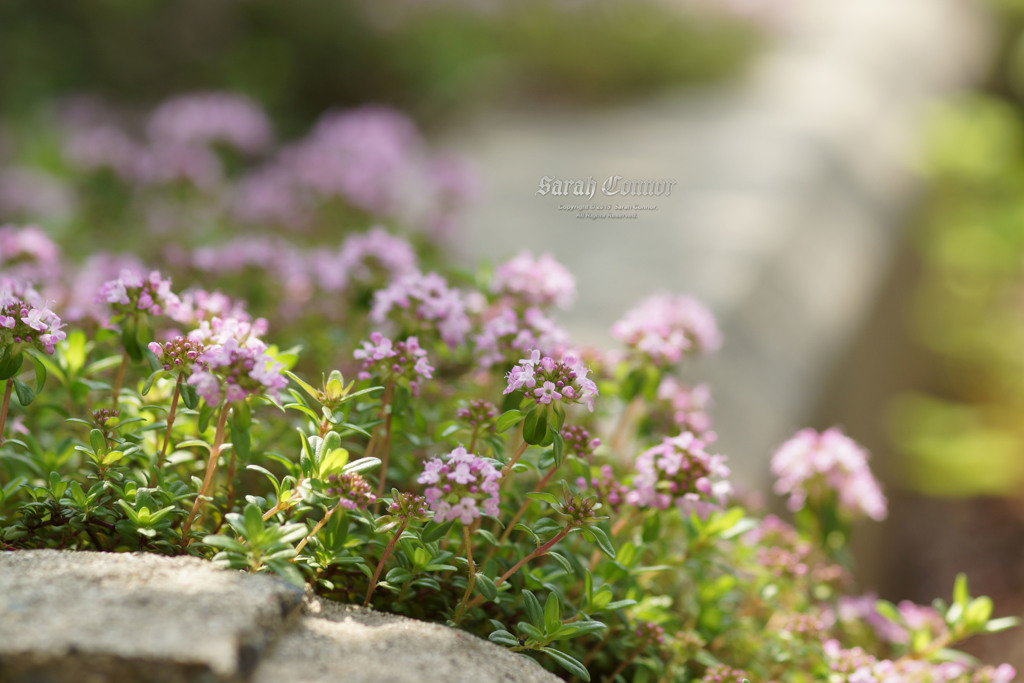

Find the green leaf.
[
  {"left": 522, "top": 589, "right": 543, "bottom": 627},
  {"left": 341, "top": 456, "right": 380, "bottom": 475},
  {"left": 544, "top": 592, "right": 561, "bottom": 636},
  {"left": 198, "top": 403, "right": 214, "bottom": 433},
  {"left": 518, "top": 622, "right": 545, "bottom": 642},
  {"left": 230, "top": 422, "right": 251, "bottom": 461},
  {"left": 495, "top": 409, "right": 523, "bottom": 434},
  {"left": 526, "top": 491, "right": 560, "bottom": 507},
  {"left": 964, "top": 596, "right": 993, "bottom": 630},
  {"left": 541, "top": 648, "right": 590, "bottom": 681},
  {"left": 982, "top": 616, "right": 1020, "bottom": 633},
  {"left": 488, "top": 630, "right": 519, "bottom": 647},
  {"left": 30, "top": 353, "right": 46, "bottom": 392},
  {"left": 588, "top": 525, "right": 616, "bottom": 559},
  {"left": 953, "top": 572, "right": 969, "bottom": 608},
  {"left": 319, "top": 448, "right": 350, "bottom": 477},
  {"left": 12, "top": 379, "right": 34, "bottom": 406},
  {"left": 243, "top": 503, "right": 264, "bottom": 541},
  {"left": 522, "top": 407, "right": 548, "bottom": 446},
  {"left": 89, "top": 429, "right": 107, "bottom": 456},
  {"left": 0, "top": 351, "right": 24, "bottom": 380},
  {"left": 232, "top": 400, "right": 252, "bottom": 431},
  {"left": 475, "top": 573, "right": 498, "bottom": 601},
  {"left": 422, "top": 519, "right": 456, "bottom": 544},
  {"left": 550, "top": 426, "right": 565, "bottom": 468},
  {"left": 101, "top": 450, "right": 126, "bottom": 465},
  {"left": 180, "top": 381, "right": 199, "bottom": 410}
]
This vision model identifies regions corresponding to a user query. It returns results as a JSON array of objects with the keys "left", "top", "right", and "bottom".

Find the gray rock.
[
  {"left": 0, "top": 550, "right": 303, "bottom": 683},
  {"left": 252, "top": 598, "right": 562, "bottom": 683},
  {"left": 0, "top": 551, "right": 562, "bottom": 683}
]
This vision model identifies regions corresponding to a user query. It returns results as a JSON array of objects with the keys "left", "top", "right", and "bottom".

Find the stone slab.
[{"left": 0, "top": 550, "right": 304, "bottom": 683}]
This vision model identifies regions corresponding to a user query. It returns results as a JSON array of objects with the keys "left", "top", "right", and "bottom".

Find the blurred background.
[{"left": 2, "top": 0, "right": 1024, "bottom": 671}]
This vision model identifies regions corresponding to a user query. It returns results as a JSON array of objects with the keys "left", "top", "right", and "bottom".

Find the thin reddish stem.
[
  {"left": 180, "top": 404, "right": 231, "bottom": 550},
  {"left": 363, "top": 518, "right": 410, "bottom": 607}
]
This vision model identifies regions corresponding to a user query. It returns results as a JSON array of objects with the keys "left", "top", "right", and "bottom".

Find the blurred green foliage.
[
  {"left": 0, "top": 0, "right": 757, "bottom": 131},
  {"left": 890, "top": 1, "right": 1024, "bottom": 495}
]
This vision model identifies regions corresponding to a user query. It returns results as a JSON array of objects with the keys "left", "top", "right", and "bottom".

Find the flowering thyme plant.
[{"left": 0, "top": 95, "right": 1017, "bottom": 682}]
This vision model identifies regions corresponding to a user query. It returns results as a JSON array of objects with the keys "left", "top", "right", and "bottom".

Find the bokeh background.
[{"left": 3, "top": 0, "right": 1024, "bottom": 670}]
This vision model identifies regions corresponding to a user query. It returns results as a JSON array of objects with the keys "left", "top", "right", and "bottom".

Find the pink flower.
[
  {"left": 147, "top": 92, "right": 272, "bottom": 155},
  {"left": 771, "top": 428, "right": 887, "bottom": 521},
  {"left": 612, "top": 293, "right": 721, "bottom": 365},
  {"left": 353, "top": 332, "right": 434, "bottom": 396},
  {"left": 0, "top": 281, "right": 67, "bottom": 355},
  {"left": 186, "top": 338, "right": 287, "bottom": 405},
  {"left": 503, "top": 350, "right": 598, "bottom": 412},
  {"left": 370, "top": 272, "right": 470, "bottom": 348},
  {"left": 417, "top": 446, "right": 501, "bottom": 524},
  {"left": 96, "top": 269, "right": 180, "bottom": 322},
  {"left": 626, "top": 432, "right": 731, "bottom": 517},
  {"left": 491, "top": 251, "right": 576, "bottom": 310}
]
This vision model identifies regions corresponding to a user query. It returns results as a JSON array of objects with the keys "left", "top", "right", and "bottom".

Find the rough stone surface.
[
  {"left": 0, "top": 550, "right": 304, "bottom": 683},
  {"left": 0, "top": 551, "right": 562, "bottom": 683},
  {"left": 252, "top": 598, "right": 562, "bottom": 683}
]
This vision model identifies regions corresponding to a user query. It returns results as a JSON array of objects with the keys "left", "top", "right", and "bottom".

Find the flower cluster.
[
  {"left": 823, "top": 639, "right": 1015, "bottom": 682},
  {"left": 353, "top": 332, "right": 433, "bottom": 396},
  {"left": 770, "top": 427, "right": 888, "bottom": 521},
  {"left": 387, "top": 491, "right": 429, "bottom": 521},
  {"left": 699, "top": 664, "right": 751, "bottom": 683},
  {"left": 324, "top": 473, "right": 376, "bottom": 511},
  {"left": 745, "top": 515, "right": 847, "bottom": 586},
  {"left": 456, "top": 399, "right": 498, "bottom": 429},
  {"left": 577, "top": 464, "right": 630, "bottom": 511},
  {"left": 186, "top": 338, "right": 287, "bottom": 405},
  {"left": 491, "top": 251, "right": 576, "bottom": 310},
  {"left": 370, "top": 272, "right": 470, "bottom": 348},
  {"left": 626, "top": 432, "right": 731, "bottom": 516},
  {"left": 174, "top": 289, "right": 253, "bottom": 326},
  {"left": 187, "top": 315, "right": 268, "bottom": 348},
  {"left": 147, "top": 92, "right": 272, "bottom": 155},
  {"left": 612, "top": 293, "right": 721, "bottom": 365},
  {"left": 635, "top": 622, "right": 666, "bottom": 647},
  {"left": 148, "top": 336, "right": 204, "bottom": 373},
  {"left": 473, "top": 305, "right": 568, "bottom": 369},
  {"left": 504, "top": 350, "right": 598, "bottom": 412},
  {"left": 96, "top": 269, "right": 180, "bottom": 320},
  {"left": 558, "top": 492, "right": 601, "bottom": 529},
  {"left": 0, "top": 224, "right": 61, "bottom": 283},
  {"left": 656, "top": 377, "right": 715, "bottom": 442},
  {"left": 561, "top": 425, "right": 600, "bottom": 460},
  {"left": 417, "top": 446, "right": 501, "bottom": 524},
  {"left": 0, "top": 285, "right": 67, "bottom": 355}
]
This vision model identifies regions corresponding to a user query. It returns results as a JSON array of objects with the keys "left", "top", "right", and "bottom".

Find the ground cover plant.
[{"left": 0, "top": 92, "right": 1018, "bottom": 682}]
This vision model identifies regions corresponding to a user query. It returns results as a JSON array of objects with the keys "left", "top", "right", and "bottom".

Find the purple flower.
[
  {"left": 187, "top": 315, "right": 268, "bottom": 348},
  {"left": 0, "top": 281, "right": 67, "bottom": 355},
  {"left": 612, "top": 293, "right": 721, "bottom": 365},
  {"left": 147, "top": 92, "right": 272, "bottom": 155},
  {"left": 771, "top": 428, "right": 887, "bottom": 521},
  {"left": 626, "top": 432, "right": 731, "bottom": 516},
  {"left": 655, "top": 377, "right": 715, "bottom": 442},
  {"left": 148, "top": 336, "right": 205, "bottom": 373},
  {"left": 370, "top": 272, "right": 470, "bottom": 348},
  {"left": 417, "top": 446, "right": 502, "bottom": 524},
  {"left": 353, "top": 332, "right": 434, "bottom": 396},
  {"left": 96, "top": 269, "right": 180, "bottom": 322},
  {"left": 324, "top": 472, "right": 376, "bottom": 511},
  {"left": 503, "top": 350, "right": 598, "bottom": 412},
  {"left": 473, "top": 304, "right": 568, "bottom": 369},
  {"left": 186, "top": 338, "right": 287, "bottom": 405},
  {"left": 491, "top": 251, "right": 576, "bottom": 310}
]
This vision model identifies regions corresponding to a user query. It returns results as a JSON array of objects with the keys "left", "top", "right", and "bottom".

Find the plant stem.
[
  {"left": 363, "top": 518, "right": 409, "bottom": 607},
  {"left": 156, "top": 375, "right": 182, "bottom": 471},
  {"left": 293, "top": 501, "right": 342, "bottom": 557},
  {"left": 0, "top": 378, "right": 13, "bottom": 443},
  {"left": 373, "top": 383, "right": 395, "bottom": 500},
  {"left": 262, "top": 478, "right": 304, "bottom": 521},
  {"left": 499, "top": 440, "right": 530, "bottom": 488},
  {"left": 498, "top": 467, "right": 558, "bottom": 546},
  {"left": 602, "top": 644, "right": 643, "bottom": 683},
  {"left": 111, "top": 352, "right": 129, "bottom": 411},
  {"left": 180, "top": 404, "right": 231, "bottom": 550},
  {"left": 466, "top": 526, "right": 571, "bottom": 611},
  {"left": 453, "top": 523, "right": 477, "bottom": 623},
  {"left": 610, "top": 396, "right": 643, "bottom": 454}
]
